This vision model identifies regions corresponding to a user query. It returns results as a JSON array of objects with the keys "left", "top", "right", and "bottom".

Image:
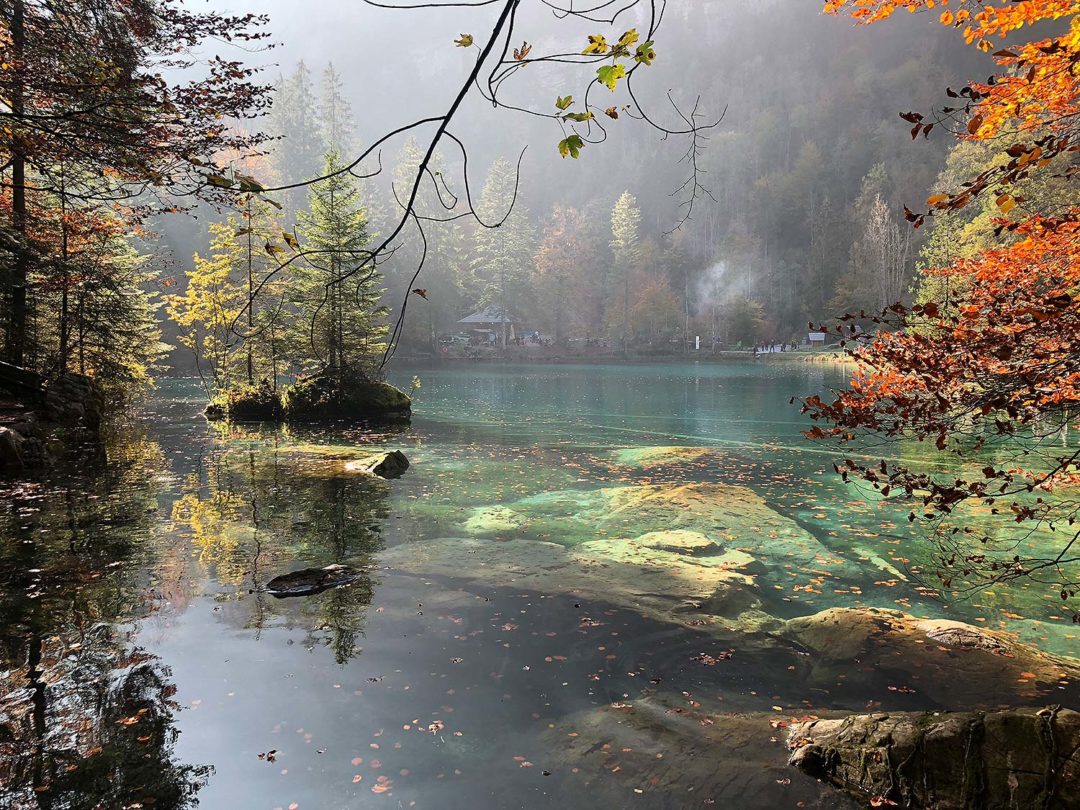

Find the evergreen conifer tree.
[{"left": 293, "top": 151, "right": 388, "bottom": 377}]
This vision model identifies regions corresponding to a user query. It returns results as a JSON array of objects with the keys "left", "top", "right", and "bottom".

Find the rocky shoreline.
[{"left": 0, "top": 370, "right": 105, "bottom": 469}]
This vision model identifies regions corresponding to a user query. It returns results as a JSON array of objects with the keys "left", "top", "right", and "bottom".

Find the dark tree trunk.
[{"left": 6, "top": 0, "right": 29, "bottom": 366}]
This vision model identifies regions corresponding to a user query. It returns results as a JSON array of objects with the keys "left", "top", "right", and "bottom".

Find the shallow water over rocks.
[{"left": 0, "top": 362, "right": 1076, "bottom": 809}]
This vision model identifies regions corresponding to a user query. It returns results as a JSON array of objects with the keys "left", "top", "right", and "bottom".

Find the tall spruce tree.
[
  {"left": 318, "top": 64, "right": 354, "bottom": 155},
  {"left": 293, "top": 151, "right": 388, "bottom": 377},
  {"left": 268, "top": 62, "right": 323, "bottom": 222}
]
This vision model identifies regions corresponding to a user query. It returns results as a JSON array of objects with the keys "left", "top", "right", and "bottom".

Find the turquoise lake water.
[{"left": 0, "top": 361, "right": 1075, "bottom": 809}]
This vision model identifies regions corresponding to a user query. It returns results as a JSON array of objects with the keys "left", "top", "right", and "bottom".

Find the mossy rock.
[
  {"left": 211, "top": 382, "right": 284, "bottom": 422},
  {"left": 281, "top": 374, "right": 411, "bottom": 424}
]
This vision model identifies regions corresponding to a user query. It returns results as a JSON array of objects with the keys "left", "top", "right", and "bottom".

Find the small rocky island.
[{"left": 205, "top": 373, "right": 412, "bottom": 424}]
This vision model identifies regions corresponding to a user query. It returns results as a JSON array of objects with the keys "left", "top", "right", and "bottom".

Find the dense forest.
[
  {"left": 145, "top": 1, "right": 995, "bottom": 378},
  {"left": 0, "top": 0, "right": 1000, "bottom": 391}
]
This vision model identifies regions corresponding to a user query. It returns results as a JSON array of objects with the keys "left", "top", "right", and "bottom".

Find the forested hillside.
[{"left": 156, "top": 1, "right": 990, "bottom": 367}]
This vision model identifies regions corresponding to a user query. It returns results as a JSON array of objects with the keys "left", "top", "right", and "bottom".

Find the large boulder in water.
[
  {"left": 788, "top": 707, "right": 1080, "bottom": 810},
  {"left": 783, "top": 607, "right": 1078, "bottom": 705},
  {"left": 211, "top": 381, "right": 283, "bottom": 422},
  {"left": 44, "top": 372, "right": 103, "bottom": 432},
  {"left": 344, "top": 450, "right": 410, "bottom": 479},
  {"left": 281, "top": 374, "right": 411, "bottom": 423}
]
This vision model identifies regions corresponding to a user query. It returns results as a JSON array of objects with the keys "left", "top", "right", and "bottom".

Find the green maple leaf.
[
  {"left": 558, "top": 134, "right": 584, "bottom": 159},
  {"left": 596, "top": 63, "right": 626, "bottom": 91},
  {"left": 634, "top": 41, "right": 656, "bottom": 66},
  {"left": 555, "top": 95, "right": 574, "bottom": 110}
]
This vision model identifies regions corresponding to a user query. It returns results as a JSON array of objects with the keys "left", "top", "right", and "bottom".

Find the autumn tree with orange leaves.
[{"left": 808, "top": 0, "right": 1080, "bottom": 609}]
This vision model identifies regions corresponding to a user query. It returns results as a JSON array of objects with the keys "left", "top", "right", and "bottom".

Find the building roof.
[{"left": 458, "top": 306, "right": 515, "bottom": 325}]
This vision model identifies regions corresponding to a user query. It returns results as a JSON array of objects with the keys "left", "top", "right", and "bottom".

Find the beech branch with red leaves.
[{"left": 812, "top": 0, "right": 1080, "bottom": 612}]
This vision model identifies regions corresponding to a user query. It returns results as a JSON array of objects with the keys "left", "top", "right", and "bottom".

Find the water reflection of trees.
[
  {"left": 171, "top": 425, "right": 389, "bottom": 663},
  {"left": 0, "top": 429, "right": 211, "bottom": 809},
  {"left": 1, "top": 631, "right": 212, "bottom": 810}
]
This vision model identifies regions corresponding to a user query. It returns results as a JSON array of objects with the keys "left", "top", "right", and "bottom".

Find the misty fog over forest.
[
  {"left": 1, "top": 2, "right": 1078, "bottom": 809},
  {"left": 153, "top": 0, "right": 991, "bottom": 367}
]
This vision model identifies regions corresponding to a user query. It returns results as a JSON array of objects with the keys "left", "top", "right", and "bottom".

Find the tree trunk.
[
  {"left": 622, "top": 268, "right": 629, "bottom": 356},
  {"left": 6, "top": 0, "right": 28, "bottom": 366},
  {"left": 246, "top": 196, "right": 254, "bottom": 384}
]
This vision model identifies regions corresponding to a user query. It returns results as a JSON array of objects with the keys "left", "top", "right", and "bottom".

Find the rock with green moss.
[
  {"left": 788, "top": 708, "right": 1080, "bottom": 810},
  {"left": 281, "top": 374, "right": 411, "bottom": 423},
  {"left": 209, "top": 382, "right": 283, "bottom": 422}
]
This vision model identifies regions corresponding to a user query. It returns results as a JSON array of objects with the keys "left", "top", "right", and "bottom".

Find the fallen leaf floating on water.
[{"left": 691, "top": 651, "right": 733, "bottom": 666}]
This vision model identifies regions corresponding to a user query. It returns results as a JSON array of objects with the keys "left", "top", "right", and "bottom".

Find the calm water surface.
[{"left": 1, "top": 362, "right": 1075, "bottom": 809}]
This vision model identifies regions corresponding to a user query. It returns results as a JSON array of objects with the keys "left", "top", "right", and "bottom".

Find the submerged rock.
[
  {"left": 633, "top": 529, "right": 719, "bottom": 555},
  {"left": 378, "top": 535, "right": 768, "bottom": 629},
  {"left": 595, "top": 484, "right": 857, "bottom": 578},
  {"left": 545, "top": 697, "right": 856, "bottom": 809},
  {"left": 344, "top": 450, "right": 410, "bottom": 479},
  {"left": 788, "top": 707, "right": 1080, "bottom": 810},
  {"left": 466, "top": 482, "right": 849, "bottom": 583},
  {"left": 610, "top": 445, "right": 726, "bottom": 469},
  {"left": 783, "top": 607, "right": 1077, "bottom": 705},
  {"left": 463, "top": 505, "right": 527, "bottom": 535},
  {"left": 264, "top": 564, "right": 364, "bottom": 597}
]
